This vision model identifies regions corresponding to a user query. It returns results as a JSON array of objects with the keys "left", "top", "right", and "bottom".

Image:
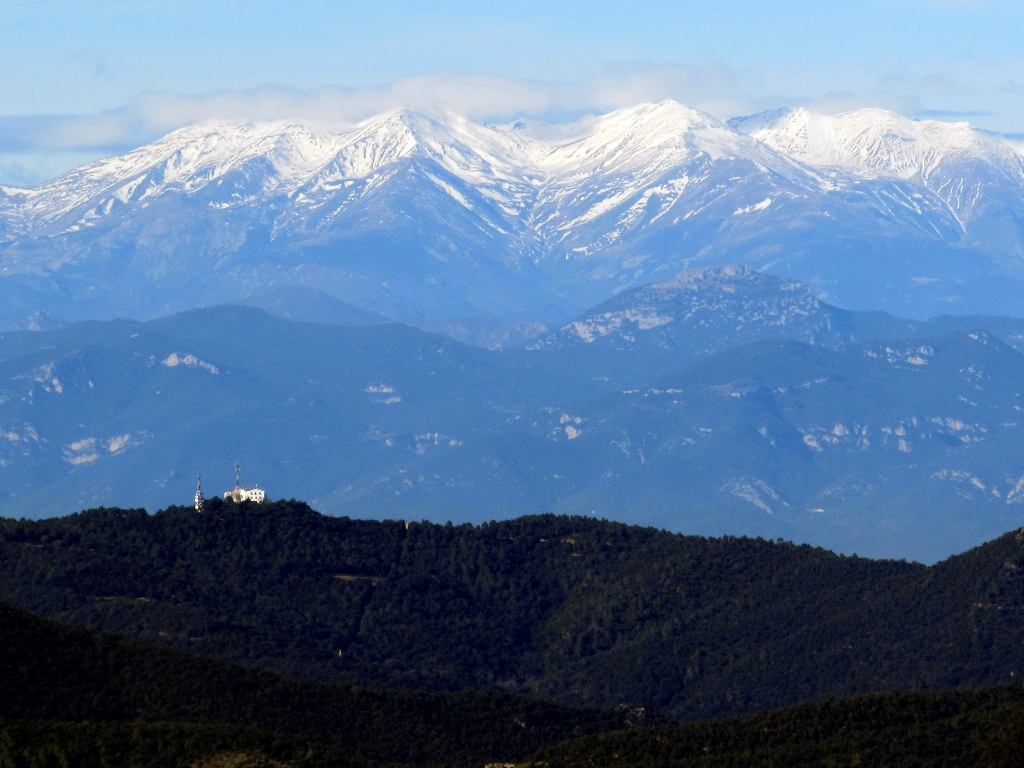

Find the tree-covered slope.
[
  {"left": 0, "top": 600, "right": 631, "bottom": 767},
  {"left": 4, "top": 501, "right": 1024, "bottom": 722},
  {"left": 522, "top": 686, "right": 1024, "bottom": 768},
  {"left": 0, "top": 721, "right": 352, "bottom": 768}
]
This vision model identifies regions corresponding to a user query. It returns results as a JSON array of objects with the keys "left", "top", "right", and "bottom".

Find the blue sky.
[{"left": 1, "top": 0, "right": 1022, "bottom": 185}]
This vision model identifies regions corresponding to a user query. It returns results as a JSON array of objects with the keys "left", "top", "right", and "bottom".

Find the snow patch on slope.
[
  {"left": 731, "top": 106, "right": 1024, "bottom": 225},
  {"left": 731, "top": 107, "right": 1024, "bottom": 180}
]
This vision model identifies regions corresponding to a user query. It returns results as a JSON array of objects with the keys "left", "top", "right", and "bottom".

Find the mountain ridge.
[{"left": 518, "top": 264, "right": 1024, "bottom": 385}]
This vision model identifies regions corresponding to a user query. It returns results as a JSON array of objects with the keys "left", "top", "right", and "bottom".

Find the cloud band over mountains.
[
  {"left": 1, "top": 68, "right": 930, "bottom": 157},
  {"left": 0, "top": 62, "right": 1010, "bottom": 189}
]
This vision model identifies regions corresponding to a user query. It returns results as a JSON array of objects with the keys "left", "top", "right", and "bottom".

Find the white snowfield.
[
  {"left": 730, "top": 106, "right": 1024, "bottom": 226},
  {"left": 731, "top": 107, "right": 1024, "bottom": 181}
]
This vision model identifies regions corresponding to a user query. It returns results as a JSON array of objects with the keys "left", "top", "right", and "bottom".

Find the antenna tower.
[
  {"left": 235, "top": 463, "right": 241, "bottom": 489},
  {"left": 194, "top": 474, "right": 204, "bottom": 513}
]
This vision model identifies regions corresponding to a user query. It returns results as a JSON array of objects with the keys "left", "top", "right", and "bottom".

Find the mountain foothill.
[
  {"left": 1, "top": 265, "right": 1023, "bottom": 561},
  {"left": 0, "top": 594, "right": 632, "bottom": 768}
]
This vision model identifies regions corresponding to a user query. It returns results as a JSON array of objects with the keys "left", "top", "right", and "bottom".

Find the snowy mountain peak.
[
  {"left": 16, "top": 119, "right": 345, "bottom": 231},
  {"left": 731, "top": 106, "right": 1024, "bottom": 183},
  {"left": 534, "top": 100, "right": 778, "bottom": 173},
  {"left": 7, "top": 101, "right": 831, "bottom": 236},
  {"left": 81, "top": 119, "right": 342, "bottom": 188},
  {"left": 731, "top": 106, "right": 1024, "bottom": 230}
]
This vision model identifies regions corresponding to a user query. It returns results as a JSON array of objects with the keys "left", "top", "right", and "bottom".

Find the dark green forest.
[
  {"left": 0, "top": 601, "right": 632, "bottom": 767},
  {"left": 3, "top": 500, "right": 1024, "bottom": 721},
  {"left": 522, "top": 686, "right": 1024, "bottom": 768},
  {"left": 9, "top": 687, "right": 1024, "bottom": 768},
  {"left": 0, "top": 720, "right": 354, "bottom": 768}
]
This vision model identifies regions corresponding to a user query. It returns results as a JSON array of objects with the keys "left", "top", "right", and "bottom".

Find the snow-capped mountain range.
[{"left": 3, "top": 101, "right": 1024, "bottom": 331}]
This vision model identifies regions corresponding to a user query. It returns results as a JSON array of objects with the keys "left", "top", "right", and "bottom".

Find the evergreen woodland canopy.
[{"left": 3, "top": 500, "right": 1024, "bottom": 720}]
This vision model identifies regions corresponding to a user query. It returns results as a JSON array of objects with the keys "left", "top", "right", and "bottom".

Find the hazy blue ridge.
[{"left": 2, "top": 267, "right": 1024, "bottom": 560}]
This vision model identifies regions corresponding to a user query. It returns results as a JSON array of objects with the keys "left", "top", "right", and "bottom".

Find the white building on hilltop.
[{"left": 224, "top": 464, "right": 266, "bottom": 503}]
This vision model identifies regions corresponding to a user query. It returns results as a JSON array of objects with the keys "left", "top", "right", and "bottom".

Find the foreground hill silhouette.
[
  {"left": 0, "top": 601, "right": 631, "bottom": 766},
  {"left": 521, "top": 687, "right": 1024, "bottom": 768},
  {"left": 7, "top": 693, "right": 1024, "bottom": 768},
  {"left": 4, "top": 499, "right": 1024, "bottom": 721},
  {"left": 0, "top": 721, "right": 350, "bottom": 768}
]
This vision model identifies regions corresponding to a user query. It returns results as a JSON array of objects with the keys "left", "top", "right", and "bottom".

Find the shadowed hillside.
[
  {"left": 521, "top": 687, "right": 1024, "bottom": 768},
  {"left": 0, "top": 600, "right": 631, "bottom": 767},
  {"left": 0, "top": 721, "right": 353, "bottom": 768},
  {"left": 5, "top": 500, "right": 1024, "bottom": 721}
]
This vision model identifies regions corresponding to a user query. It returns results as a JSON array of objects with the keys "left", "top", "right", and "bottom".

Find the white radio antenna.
[{"left": 194, "top": 474, "right": 204, "bottom": 513}]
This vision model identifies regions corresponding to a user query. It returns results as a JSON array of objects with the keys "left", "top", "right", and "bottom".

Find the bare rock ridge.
[
  {"left": 530, "top": 265, "right": 845, "bottom": 354},
  {"left": 2, "top": 102, "right": 1024, "bottom": 329},
  {"left": 518, "top": 264, "right": 1024, "bottom": 385}
]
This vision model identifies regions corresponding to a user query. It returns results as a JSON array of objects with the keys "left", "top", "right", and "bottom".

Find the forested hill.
[
  {"left": 4, "top": 500, "right": 1024, "bottom": 721},
  {"left": 0, "top": 720, "right": 346, "bottom": 768},
  {"left": 0, "top": 601, "right": 631, "bottom": 767},
  {"left": 521, "top": 687, "right": 1024, "bottom": 768}
]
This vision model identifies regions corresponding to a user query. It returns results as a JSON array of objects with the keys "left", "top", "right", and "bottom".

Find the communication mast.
[
  {"left": 223, "top": 463, "right": 266, "bottom": 504},
  {"left": 194, "top": 474, "right": 205, "bottom": 513}
]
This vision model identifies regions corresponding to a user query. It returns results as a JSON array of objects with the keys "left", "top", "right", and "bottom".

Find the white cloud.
[
  {"left": 0, "top": 150, "right": 108, "bottom": 188},
  {"left": 1, "top": 67, "right": 760, "bottom": 157},
  {"left": 575, "top": 64, "right": 752, "bottom": 119},
  {"left": 0, "top": 65, "right": 1012, "bottom": 186},
  {"left": 125, "top": 80, "right": 532, "bottom": 130},
  {"left": 797, "top": 91, "right": 924, "bottom": 117}
]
